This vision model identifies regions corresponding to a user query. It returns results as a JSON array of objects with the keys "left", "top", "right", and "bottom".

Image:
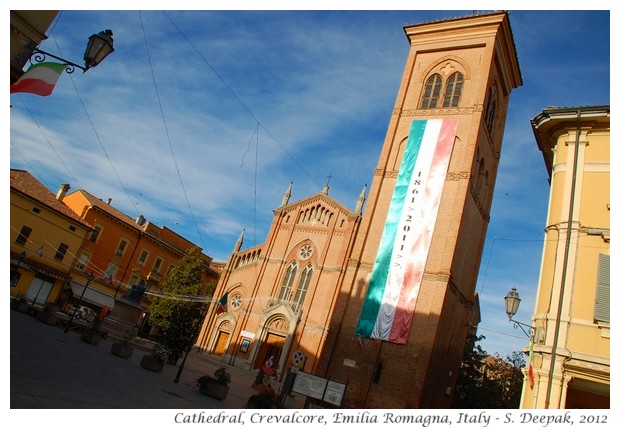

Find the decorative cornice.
[{"left": 393, "top": 105, "right": 483, "bottom": 117}]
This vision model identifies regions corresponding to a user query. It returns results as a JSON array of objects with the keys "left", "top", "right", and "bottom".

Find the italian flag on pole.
[
  {"left": 355, "top": 118, "right": 458, "bottom": 345},
  {"left": 10, "top": 62, "right": 66, "bottom": 97}
]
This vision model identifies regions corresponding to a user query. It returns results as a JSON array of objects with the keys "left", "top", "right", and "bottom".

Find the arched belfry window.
[
  {"left": 293, "top": 265, "right": 313, "bottom": 312},
  {"left": 421, "top": 73, "right": 442, "bottom": 109},
  {"left": 485, "top": 86, "right": 497, "bottom": 131},
  {"left": 277, "top": 261, "right": 297, "bottom": 301},
  {"left": 443, "top": 72, "right": 464, "bottom": 107}
]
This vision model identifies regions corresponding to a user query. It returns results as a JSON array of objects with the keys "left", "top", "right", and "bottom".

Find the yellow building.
[
  {"left": 10, "top": 169, "right": 92, "bottom": 307},
  {"left": 523, "top": 105, "right": 610, "bottom": 408}
]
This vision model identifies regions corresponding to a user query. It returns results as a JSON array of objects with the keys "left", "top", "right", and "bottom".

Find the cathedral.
[{"left": 196, "top": 11, "right": 522, "bottom": 408}]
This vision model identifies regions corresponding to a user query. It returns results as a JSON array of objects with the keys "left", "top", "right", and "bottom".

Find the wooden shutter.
[{"left": 594, "top": 253, "right": 610, "bottom": 323}]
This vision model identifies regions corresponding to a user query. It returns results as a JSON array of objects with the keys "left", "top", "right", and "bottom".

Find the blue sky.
[{"left": 8, "top": 6, "right": 612, "bottom": 359}]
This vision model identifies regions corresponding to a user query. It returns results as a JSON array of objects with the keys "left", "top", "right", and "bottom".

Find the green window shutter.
[{"left": 594, "top": 253, "right": 610, "bottom": 323}]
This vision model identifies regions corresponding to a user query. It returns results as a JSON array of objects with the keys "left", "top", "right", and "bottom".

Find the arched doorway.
[
  {"left": 212, "top": 320, "right": 232, "bottom": 356},
  {"left": 254, "top": 317, "right": 289, "bottom": 372}
]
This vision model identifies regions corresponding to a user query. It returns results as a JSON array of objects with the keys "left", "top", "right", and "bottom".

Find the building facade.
[
  {"left": 523, "top": 105, "right": 610, "bottom": 408},
  {"left": 197, "top": 183, "right": 366, "bottom": 374},
  {"left": 198, "top": 12, "right": 521, "bottom": 408},
  {"left": 10, "top": 169, "right": 92, "bottom": 308},
  {"left": 61, "top": 189, "right": 220, "bottom": 330}
]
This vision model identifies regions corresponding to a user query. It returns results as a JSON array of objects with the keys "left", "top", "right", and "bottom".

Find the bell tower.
[{"left": 322, "top": 12, "right": 522, "bottom": 408}]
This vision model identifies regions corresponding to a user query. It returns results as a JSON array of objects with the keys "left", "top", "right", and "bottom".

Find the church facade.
[{"left": 197, "top": 11, "right": 522, "bottom": 408}]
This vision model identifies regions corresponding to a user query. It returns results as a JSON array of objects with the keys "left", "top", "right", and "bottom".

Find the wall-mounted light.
[
  {"left": 31, "top": 29, "right": 114, "bottom": 74},
  {"left": 504, "top": 287, "right": 534, "bottom": 338}
]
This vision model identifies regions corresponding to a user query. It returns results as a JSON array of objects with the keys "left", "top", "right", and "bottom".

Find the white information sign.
[
  {"left": 322, "top": 380, "right": 346, "bottom": 406},
  {"left": 292, "top": 371, "right": 327, "bottom": 400}
]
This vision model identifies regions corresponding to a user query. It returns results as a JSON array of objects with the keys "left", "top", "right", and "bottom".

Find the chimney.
[
  {"left": 136, "top": 214, "right": 146, "bottom": 226},
  {"left": 107, "top": 198, "right": 112, "bottom": 205},
  {"left": 56, "top": 184, "right": 70, "bottom": 201}
]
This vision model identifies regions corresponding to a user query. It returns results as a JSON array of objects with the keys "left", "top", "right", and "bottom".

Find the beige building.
[
  {"left": 523, "top": 105, "right": 610, "bottom": 408},
  {"left": 198, "top": 12, "right": 522, "bottom": 408}
]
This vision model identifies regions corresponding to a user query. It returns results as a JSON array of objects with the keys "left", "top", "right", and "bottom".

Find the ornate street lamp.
[
  {"left": 31, "top": 29, "right": 114, "bottom": 74},
  {"left": 504, "top": 287, "right": 534, "bottom": 338},
  {"left": 64, "top": 272, "right": 94, "bottom": 333}
]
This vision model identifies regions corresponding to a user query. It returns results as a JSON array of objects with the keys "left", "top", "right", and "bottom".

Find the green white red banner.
[{"left": 355, "top": 118, "right": 458, "bottom": 344}]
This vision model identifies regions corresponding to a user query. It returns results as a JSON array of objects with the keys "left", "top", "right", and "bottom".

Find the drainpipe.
[{"left": 545, "top": 110, "right": 581, "bottom": 409}]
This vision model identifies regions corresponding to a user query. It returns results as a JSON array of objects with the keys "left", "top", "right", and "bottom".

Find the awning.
[{"left": 68, "top": 281, "right": 115, "bottom": 309}]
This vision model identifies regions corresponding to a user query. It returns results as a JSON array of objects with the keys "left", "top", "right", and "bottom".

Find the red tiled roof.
[{"left": 10, "top": 169, "right": 92, "bottom": 229}]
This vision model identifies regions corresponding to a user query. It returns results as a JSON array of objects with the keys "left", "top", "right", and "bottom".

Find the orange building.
[{"left": 61, "top": 189, "right": 220, "bottom": 331}]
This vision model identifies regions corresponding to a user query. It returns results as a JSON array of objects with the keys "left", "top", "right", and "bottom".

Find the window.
[
  {"left": 277, "top": 262, "right": 298, "bottom": 301},
  {"left": 89, "top": 225, "right": 102, "bottom": 243},
  {"left": 293, "top": 265, "right": 313, "bottom": 312},
  {"left": 138, "top": 250, "right": 149, "bottom": 266},
  {"left": 128, "top": 274, "right": 139, "bottom": 287},
  {"left": 421, "top": 74, "right": 442, "bottom": 109},
  {"left": 443, "top": 72, "right": 464, "bottom": 107},
  {"left": 16, "top": 226, "right": 32, "bottom": 245},
  {"left": 594, "top": 254, "right": 610, "bottom": 323},
  {"left": 54, "top": 243, "right": 69, "bottom": 261},
  {"left": 152, "top": 256, "right": 164, "bottom": 273},
  {"left": 104, "top": 262, "right": 119, "bottom": 281},
  {"left": 116, "top": 238, "right": 129, "bottom": 256},
  {"left": 421, "top": 70, "right": 465, "bottom": 109},
  {"left": 32, "top": 207, "right": 41, "bottom": 214},
  {"left": 485, "top": 86, "right": 497, "bottom": 131},
  {"left": 76, "top": 253, "right": 90, "bottom": 271}
]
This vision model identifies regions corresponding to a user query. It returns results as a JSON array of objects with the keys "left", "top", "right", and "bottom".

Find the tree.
[
  {"left": 148, "top": 246, "right": 209, "bottom": 363},
  {"left": 452, "top": 333, "right": 526, "bottom": 409}
]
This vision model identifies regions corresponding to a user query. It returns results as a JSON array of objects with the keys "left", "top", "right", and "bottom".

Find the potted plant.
[
  {"left": 245, "top": 387, "right": 281, "bottom": 408},
  {"left": 196, "top": 367, "right": 231, "bottom": 400},
  {"left": 140, "top": 343, "right": 168, "bottom": 373},
  {"left": 110, "top": 328, "right": 135, "bottom": 359},
  {"left": 80, "top": 314, "right": 103, "bottom": 345}
]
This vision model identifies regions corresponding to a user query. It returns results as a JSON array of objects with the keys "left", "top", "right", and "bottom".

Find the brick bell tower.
[{"left": 320, "top": 12, "right": 522, "bottom": 408}]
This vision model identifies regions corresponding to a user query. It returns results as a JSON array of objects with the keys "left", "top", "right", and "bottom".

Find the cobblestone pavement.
[{"left": 10, "top": 308, "right": 293, "bottom": 412}]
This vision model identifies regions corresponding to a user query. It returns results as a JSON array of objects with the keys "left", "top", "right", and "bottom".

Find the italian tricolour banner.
[
  {"left": 355, "top": 118, "right": 458, "bottom": 344},
  {"left": 10, "top": 62, "right": 66, "bottom": 97}
]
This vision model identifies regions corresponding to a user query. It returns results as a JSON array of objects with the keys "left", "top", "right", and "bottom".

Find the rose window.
[{"left": 299, "top": 244, "right": 313, "bottom": 259}]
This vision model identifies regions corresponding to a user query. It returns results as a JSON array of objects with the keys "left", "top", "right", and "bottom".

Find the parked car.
[{"left": 66, "top": 305, "right": 97, "bottom": 321}]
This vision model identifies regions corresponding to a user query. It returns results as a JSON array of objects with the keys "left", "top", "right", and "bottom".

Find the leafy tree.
[
  {"left": 148, "top": 246, "right": 209, "bottom": 363},
  {"left": 452, "top": 333, "right": 525, "bottom": 409}
]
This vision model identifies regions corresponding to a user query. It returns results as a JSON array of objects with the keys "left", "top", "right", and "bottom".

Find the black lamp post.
[
  {"left": 31, "top": 29, "right": 114, "bottom": 74},
  {"left": 174, "top": 303, "right": 208, "bottom": 383},
  {"left": 504, "top": 287, "right": 534, "bottom": 338},
  {"left": 11, "top": 251, "right": 27, "bottom": 286},
  {"left": 64, "top": 272, "right": 94, "bottom": 333}
]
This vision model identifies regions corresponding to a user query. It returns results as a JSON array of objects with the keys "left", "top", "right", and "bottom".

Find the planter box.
[
  {"left": 140, "top": 354, "right": 164, "bottom": 373},
  {"left": 110, "top": 342, "right": 133, "bottom": 359},
  {"left": 199, "top": 382, "right": 229, "bottom": 400},
  {"left": 81, "top": 330, "right": 101, "bottom": 346},
  {"left": 11, "top": 300, "right": 30, "bottom": 313}
]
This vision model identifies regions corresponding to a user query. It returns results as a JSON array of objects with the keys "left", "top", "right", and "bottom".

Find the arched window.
[
  {"left": 293, "top": 265, "right": 313, "bottom": 312},
  {"left": 421, "top": 74, "right": 442, "bottom": 109},
  {"left": 277, "top": 262, "right": 297, "bottom": 301},
  {"left": 475, "top": 158, "right": 486, "bottom": 196},
  {"left": 485, "top": 86, "right": 497, "bottom": 131},
  {"left": 443, "top": 72, "right": 464, "bottom": 107}
]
